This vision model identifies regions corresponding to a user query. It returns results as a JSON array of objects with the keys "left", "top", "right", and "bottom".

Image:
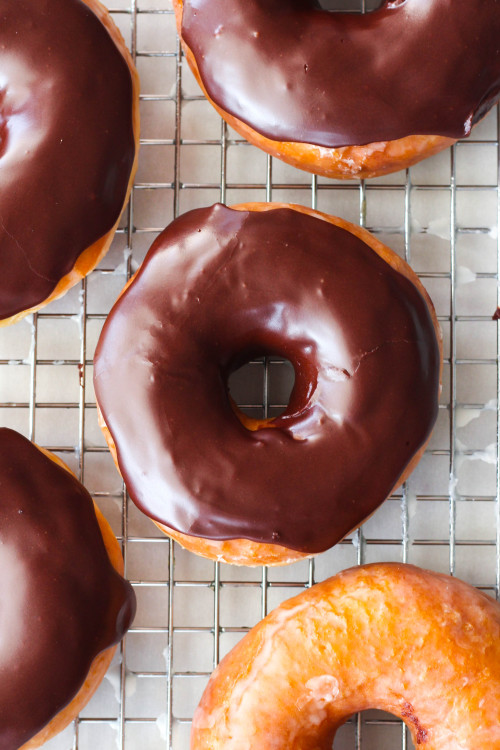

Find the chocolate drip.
[
  {"left": 181, "top": 0, "right": 500, "bottom": 147},
  {"left": 0, "top": 0, "right": 135, "bottom": 319},
  {"left": 94, "top": 205, "right": 440, "bottom": 554},
  {"left": 0, "top": 429, "right": 135, "bottom": 748}
]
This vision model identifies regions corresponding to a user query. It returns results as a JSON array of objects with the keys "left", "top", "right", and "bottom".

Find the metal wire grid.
[{"left": 0, "top": 1, "right": 499, "bottom": 748}]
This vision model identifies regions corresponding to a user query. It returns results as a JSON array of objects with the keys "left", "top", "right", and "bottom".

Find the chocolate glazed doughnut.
[
  {"left": 94, "top": 203, "right": 442, "bottom": 566},
  {"left": 173, "top": 0, "right": 500, "bottom": 179},
  {"left": 0, "top": 0, "right": 139, "bottom": 326},
  {"left": 0, "top": 428, "right": 135, "bottom": 750}
]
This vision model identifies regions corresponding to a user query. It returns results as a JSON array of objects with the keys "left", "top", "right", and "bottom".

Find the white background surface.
[{"left": 0, "top": 1, "right": 499, "bottom": 748}]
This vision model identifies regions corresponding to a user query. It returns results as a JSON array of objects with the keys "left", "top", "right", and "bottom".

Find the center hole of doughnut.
[
  {"left": 227, "top": 356, "right": 295, "bottom": 425},
  {"left": 0, "top": 92, "right": 7, "bottom": 159},
  {"left": 319, "top": 0, "right": 382, "bottom": 11},
  {"left": 334, "top": 710, "right": 423, "bottom": 748}
]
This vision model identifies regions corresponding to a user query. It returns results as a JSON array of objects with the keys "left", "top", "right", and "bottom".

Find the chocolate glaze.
[
  {"left": 94, "top": 205, "right": 440, "bottom": 554},
  {"left": 0, "top": 428, "right": 135, "bottom": 749},
  {"left": 181, "top": 0, "right": 500, "bottom": 147},
  {"left": 0, "top": 0, "right": 135, "bottom": 320}
]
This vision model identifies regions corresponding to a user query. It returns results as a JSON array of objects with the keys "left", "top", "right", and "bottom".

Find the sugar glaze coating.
[{"left": 191, "top": 563, "right": 500, "bottom": 749}]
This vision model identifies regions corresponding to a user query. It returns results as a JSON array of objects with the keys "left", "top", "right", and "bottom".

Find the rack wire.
[{"left": 0, "top": 1, "right": 499, "bottom": 748}]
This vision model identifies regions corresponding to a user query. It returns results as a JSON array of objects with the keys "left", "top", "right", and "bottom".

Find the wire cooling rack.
[{"left": 0, "top": 1, "right": 500, "bottom": 748}]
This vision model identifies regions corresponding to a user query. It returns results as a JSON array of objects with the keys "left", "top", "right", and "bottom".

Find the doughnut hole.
[
  {"left": 332, "top": 708, "right": 416, "bottom": 748},
  {"left": 0, "top": 122, "right": 6, "bottom": 159},
  {"left": 0, "top": 91, "right": 7, "bottom": 159},
  {"left": 319, "top": 0, "right": 381, "bottom": 10},
  {"left": 226, "top": 354, "right": 296, "bottom": 430}
]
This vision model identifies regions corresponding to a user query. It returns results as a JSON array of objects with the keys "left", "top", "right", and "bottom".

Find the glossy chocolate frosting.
[
  {"left": 94, "top": 204, "right": 440, "bottom": 554},
  {"left": 0, "top": 0, "right": 135, "bottom": 320},
  {"left": 0, "top": 428, "right": 135, "bottom": 749},
  {"left": 181, "top": 0, "right": 500, "bottom": 147}
]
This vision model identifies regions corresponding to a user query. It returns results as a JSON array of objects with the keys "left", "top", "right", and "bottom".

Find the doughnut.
[
  {"left": 191, "top": 563, "right": 500, "bottom": 749},
  {"left": 172, "top": 0, "right": 500, "bottom": 179},
  {"left": 0, "top": 0, "right": 140, "bottom": 327},
  {"left": 0, "top": 428, "right": 136, "bottom": 749},
  {"left": 94, "top": 202, "right": 442, "bottom": 566}
]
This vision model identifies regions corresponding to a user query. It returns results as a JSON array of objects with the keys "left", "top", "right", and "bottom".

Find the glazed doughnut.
[
  {"left": 173, "top": 0, "right": 500, "bottom": 179},
  {"left": 0, "top": 428, "right": 136, "bottom": 749},
  {"left": 94, "top": 202, "right": 442, "bottom": 566},
  {"left": 0, "top": 0, "right": 139, "bottom": 327},
  {"left": 191, "top": 563, "right": 500, "bottom": 749}
]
